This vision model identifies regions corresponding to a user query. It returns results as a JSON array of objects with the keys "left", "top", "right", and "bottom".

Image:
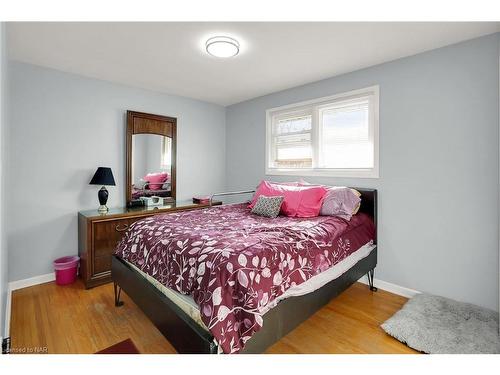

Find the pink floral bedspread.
[{"left": 115, "top": 203, "right": 375, "bottom": 353}]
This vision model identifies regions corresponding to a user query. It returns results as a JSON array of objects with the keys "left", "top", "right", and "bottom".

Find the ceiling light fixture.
[{"left": 205, "top": 36, "right": 240, "bottom": 58}]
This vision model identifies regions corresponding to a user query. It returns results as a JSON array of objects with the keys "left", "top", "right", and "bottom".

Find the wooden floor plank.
[{"left": 10, "top": 280, "right": 416, "bottom": 354}]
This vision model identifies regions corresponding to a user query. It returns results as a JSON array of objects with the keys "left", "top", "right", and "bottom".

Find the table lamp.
[{"left": 89, "top": 167, "right": 116, "bottom": 213}]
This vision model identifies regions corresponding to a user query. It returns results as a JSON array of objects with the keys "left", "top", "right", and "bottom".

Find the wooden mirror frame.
[{"left": 126, "top": 110, "right": 177, "bottom": 205}]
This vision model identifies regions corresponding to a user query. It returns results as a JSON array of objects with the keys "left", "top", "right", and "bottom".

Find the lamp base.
[{"left": 97, "top": 186, "right": 109, "bottom": 213}]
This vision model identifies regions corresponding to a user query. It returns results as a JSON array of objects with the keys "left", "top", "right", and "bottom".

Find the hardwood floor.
[{"left": 10, "top": 280, "right": 417, "bottom": 354}]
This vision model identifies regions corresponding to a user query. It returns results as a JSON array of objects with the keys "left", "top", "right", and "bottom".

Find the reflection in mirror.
[{"left": 131, "top": 134, "right": 173, "bottom": 201}]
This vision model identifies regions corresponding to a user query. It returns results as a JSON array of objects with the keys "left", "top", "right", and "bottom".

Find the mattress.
[
  {"left": 124, "top": 240, "right": 376, "bottom": 332},
  {"left": 115, "top": 203, "right": 375, "bottom": 353}
]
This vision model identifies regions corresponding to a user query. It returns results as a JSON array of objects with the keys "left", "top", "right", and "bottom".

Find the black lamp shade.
[{"left": 89, "top": 167, "right": 116, "bottom": 186}]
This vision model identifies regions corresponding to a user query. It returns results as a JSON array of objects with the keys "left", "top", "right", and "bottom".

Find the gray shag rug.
[{"left": 381, "top": 293, "right": 500, "bottom": 354}]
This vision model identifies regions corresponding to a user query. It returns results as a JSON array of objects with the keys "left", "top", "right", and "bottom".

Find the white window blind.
[
  {"left": 273, "top": 114, "right": 312, "bottom": 169},
  {"left": 318, "top": 98, "right": 373, "bottom": 169},
  {"left": 266, "top": 86, "right": 379, "bottom": 178}
]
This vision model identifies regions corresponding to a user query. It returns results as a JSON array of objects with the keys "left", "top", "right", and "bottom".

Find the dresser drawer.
[
  {"left": 93, "top": 255, "right": 112, "bottom": 275},
  {"left": 92, "top": 217, "right": 143, "bottom": 258}
]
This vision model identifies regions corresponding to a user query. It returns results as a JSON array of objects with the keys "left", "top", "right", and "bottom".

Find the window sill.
[{"left": 265, "top": 168, "right": 379, "bottom": 179}]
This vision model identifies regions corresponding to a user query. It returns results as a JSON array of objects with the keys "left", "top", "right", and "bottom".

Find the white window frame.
[{"left": 265, "top": 85, "right": 379, "bottom": 178}]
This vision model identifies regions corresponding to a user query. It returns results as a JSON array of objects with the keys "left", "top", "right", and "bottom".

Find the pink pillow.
[
  {"left": 249, "top": 181, "right": 327, "bottom": 217},
  {"left": 144, "top": 172, "right": 169, "bottom": 190}
]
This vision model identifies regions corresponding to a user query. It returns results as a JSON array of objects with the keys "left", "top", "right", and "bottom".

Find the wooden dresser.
[{"left": 78, "top": 200, "right": 220, "bottom": 288}]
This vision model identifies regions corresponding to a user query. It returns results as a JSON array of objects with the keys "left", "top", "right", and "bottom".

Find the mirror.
[
  {"left": 126, "top": 111, "right": 177, "bottom": 205},
  {"left": 131, "top": 134, "right": 172, "bottom": 200}
]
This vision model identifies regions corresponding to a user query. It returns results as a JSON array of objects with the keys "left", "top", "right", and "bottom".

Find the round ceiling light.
[{"left": 205, "top": 36, "right": 240, "bottom": 58}]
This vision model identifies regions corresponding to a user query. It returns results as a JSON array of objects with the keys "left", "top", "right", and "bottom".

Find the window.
[
  {"left": 273, "top": 113, "right": 312, "bottom": 169},
  {"left": 161, "top": 137, "right": 172, "bottom": 169},
  {"left": 266, "top": 86, "right": 379, "bottom": 178}
]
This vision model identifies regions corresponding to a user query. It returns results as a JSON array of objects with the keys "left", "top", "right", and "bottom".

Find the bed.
[
  {"left": 112, "top": 188, "right": 377, "bottom": 354},
  {"left": 131, "top": 182, "right": 172, "bottom": 200}
]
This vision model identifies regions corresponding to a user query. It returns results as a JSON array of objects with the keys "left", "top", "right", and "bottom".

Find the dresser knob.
[{"left": 115, "top": 223, "right": 129, "bottom": 232}]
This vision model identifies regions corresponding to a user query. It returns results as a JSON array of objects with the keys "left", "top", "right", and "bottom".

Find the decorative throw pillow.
[
  {"left": 319, "top": 187, "right": 362, "bottom": 220},
  {"left": 251, "top": 195, "right": 284, "bottom": 218}
]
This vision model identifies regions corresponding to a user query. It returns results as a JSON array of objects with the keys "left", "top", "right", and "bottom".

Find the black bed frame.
[{"left": 112, "top": 188, "right": 377, "bottom": 354}]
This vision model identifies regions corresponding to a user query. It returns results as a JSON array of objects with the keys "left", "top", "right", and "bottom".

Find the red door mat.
[{"left": 96, "top": 339, "right": 140, "bottom": 354}]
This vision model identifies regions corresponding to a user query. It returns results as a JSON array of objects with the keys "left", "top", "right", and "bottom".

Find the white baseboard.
[
  {"left": 8, "top": 272, "right": 55, "bottom": 292},
  {"left": 4, "top": 287, "right": 11, "bottom": 338},
  {"left": 357, "top": 275, "right": 420, "bottom": 298},
  {"left": 4, "top": 272, "right": 55, "bottom": 338}
]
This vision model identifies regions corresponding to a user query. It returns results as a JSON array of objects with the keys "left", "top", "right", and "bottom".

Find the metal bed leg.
[
  {"left": 367, "top": 269, "right": 378, "bottom": 292},
  {"left": 114, "top": 282, "right": 124, "bottom": 306}
]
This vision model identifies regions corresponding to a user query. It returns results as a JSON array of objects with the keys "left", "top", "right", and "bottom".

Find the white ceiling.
[{"left": 7, "top": 22, "right": 499, "bottom": 106}]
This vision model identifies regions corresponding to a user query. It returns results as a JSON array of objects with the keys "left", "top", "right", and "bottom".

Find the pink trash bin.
[{"left": 53, "top": 256, "right": 80, "bottom": 285}]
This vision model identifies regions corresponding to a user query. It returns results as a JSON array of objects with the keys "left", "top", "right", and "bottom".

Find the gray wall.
[
  {"left": 7, "top": 61, "right": 226, "bottom": 281},
  {"left": 0, "top": 23, "right": 8, "bottom": 338},
  {"left": 226, "top": 34, "right": 500, "bottom": 311}
]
